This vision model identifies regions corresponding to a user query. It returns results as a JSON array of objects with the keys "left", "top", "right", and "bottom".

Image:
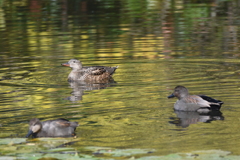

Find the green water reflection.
[{"left": 1, "top": 0, "right": 240, "bottom": 58}]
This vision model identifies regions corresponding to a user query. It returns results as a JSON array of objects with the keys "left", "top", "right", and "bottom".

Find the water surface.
[{"left": 1, "top": 0, "right": 240, "bottom": 159}]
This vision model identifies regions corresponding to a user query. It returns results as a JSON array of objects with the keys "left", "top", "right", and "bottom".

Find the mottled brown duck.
[{"left": 61, "top": 59, "right": 118, "bottom": 82}]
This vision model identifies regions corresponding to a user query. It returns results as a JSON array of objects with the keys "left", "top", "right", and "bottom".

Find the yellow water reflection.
[{"left": 1, "top": 0, "right": 240, "bottom": 158}]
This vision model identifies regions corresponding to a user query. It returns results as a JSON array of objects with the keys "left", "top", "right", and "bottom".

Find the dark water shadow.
[
  {"left": 65, "top": 79, "right": 117, "bottom": 102},
  {"left": 169, "top": 110, "right": 224, "bottom": 128}
]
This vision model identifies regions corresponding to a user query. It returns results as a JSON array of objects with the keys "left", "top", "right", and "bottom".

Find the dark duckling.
[
  {"left": 61, "top": 59, "right": 118, "bottom": 82},
  {"left": 26, "top": 118, "right": 79, "bottom": 138},
  {"left": 168, "top": 86, "right": 223, "bottom": 113}
]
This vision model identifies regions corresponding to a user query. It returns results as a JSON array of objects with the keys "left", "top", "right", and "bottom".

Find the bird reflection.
[
  {"left": 169, "top": 110, "right": 224, "bottom": 128},
  {"left": 65, "top": 79, "right": 116, "bottom": 102}
]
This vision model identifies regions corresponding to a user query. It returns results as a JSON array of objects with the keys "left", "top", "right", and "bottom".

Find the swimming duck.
[
  {"left": 61, "top": 59, "right": 118, "bottom": 82},
  {"left": 26, "top": 118, "right": 79, "bottom": 138},
  {"left": 168, "top": 86, "right": 223, "bottom": 112}
]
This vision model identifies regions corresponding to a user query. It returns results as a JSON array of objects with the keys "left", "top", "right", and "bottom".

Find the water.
[{"left": 1, "top": 0, "right": 240, "bottom": 159}]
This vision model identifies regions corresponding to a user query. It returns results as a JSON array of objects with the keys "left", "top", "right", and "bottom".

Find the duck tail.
[
  {"left": 70, "top": 122, "right": 79, "bottom": 127},
  {"left": 107, "top": 66, "right": 118, "bottom": 75},
  {"left": 210, "top": 102, "right": 220, "bottom": 106}
]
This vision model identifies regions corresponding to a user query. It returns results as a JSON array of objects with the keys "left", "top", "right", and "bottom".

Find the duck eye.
[{"left": 73, "top": 61, "right": 75, "bottom": 63}]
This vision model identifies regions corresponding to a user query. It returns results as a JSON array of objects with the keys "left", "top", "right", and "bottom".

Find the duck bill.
[
  {"left": 26, "top": 130, "right": 34, "bottom": 138},
  {"left": 168, "top": 93, "right": 175, "bottom": 98},
  {"left": 61, "top": 62, "right": 70, "bottom": 67}
]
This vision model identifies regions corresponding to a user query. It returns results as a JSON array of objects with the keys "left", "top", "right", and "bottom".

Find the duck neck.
[
  {"left": 72, "top": 63, "right": 82, "bottom": 70},
  {"left": 179, "top": 94, "right": 187, "bottom": 99}
]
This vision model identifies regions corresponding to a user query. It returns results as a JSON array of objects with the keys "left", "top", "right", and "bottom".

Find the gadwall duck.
[
  {"left": 168, "top": 86, "right": 223, "bottom": 112},
  {"left": 26, "top": 118, "right": 79, "bottom": 138},
  {"left": 61, "top": 59, "right": 118, "bottom": 82}
]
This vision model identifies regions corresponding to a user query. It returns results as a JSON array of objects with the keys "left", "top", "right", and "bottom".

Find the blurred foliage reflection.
[{"left": 1, "top": 0, "right": 240, "bottom": 58}]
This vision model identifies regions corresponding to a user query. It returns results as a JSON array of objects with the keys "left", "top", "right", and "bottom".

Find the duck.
[
  {"left": 167, "top": 86, "right": 223, "bottom": 112},
  {"left": 61, "top": 59, "right": 118, "bottom": 82},
  {"left": 26, "top": 118, "right": 79, "bottom": 138}
]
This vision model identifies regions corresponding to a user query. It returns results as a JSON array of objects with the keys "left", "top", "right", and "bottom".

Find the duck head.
[
  {"left": 26, "top": 118, "right": 42, "bottom": 138},
  {"left": 61, "top": 59, "right": 82, "bottom": 70},
  {"left": 168, "top": 85, "right": 189, "bottom": 99}
]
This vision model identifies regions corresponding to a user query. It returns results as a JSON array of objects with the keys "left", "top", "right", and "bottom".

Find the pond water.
[{"left": 1, "top": 0, "right": 240, "bottom": 159}]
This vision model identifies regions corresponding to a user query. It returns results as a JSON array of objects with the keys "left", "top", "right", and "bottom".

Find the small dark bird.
[
  {"left": 168, "top": 86, "right": 223, "bottom": 113},
  {"left": 26, "top": 118, "right": 79, "bottom": 138},
  {"left": 61, "top": 59, "right": 118, "bottom": 82}
]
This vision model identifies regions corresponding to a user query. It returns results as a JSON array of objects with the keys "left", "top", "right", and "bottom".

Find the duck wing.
[
  {"left": 184, "top": 95, "right": 223, "bottom": 111},
  {"left": 82, "top": 66, "right": 118, "bottom": 75},
  {"left": 183, "top": 95, "right": 211, "bottom": 108},
  {"left": 41, "top": 119, "right": 78, "bottom": 128},
  {"left": 198, "top": 95, "right": 223, "bottom": 105},
  {"left": 53, "top": 119, "right": 79, "bottom": 128},
  {"left": 198, "top": 95, "right": 223, "bottom": 110},
  {"left": 82, "top": 66, "right": 107, "bottom": 75}
]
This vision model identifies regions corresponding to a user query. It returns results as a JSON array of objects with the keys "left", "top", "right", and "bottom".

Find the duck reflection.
[
  {"left": 65, "top": 79, "right": 116, "bottom": 102},
  {"left": 169, "top": 110, "right": 224, "bottom": 128}
]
